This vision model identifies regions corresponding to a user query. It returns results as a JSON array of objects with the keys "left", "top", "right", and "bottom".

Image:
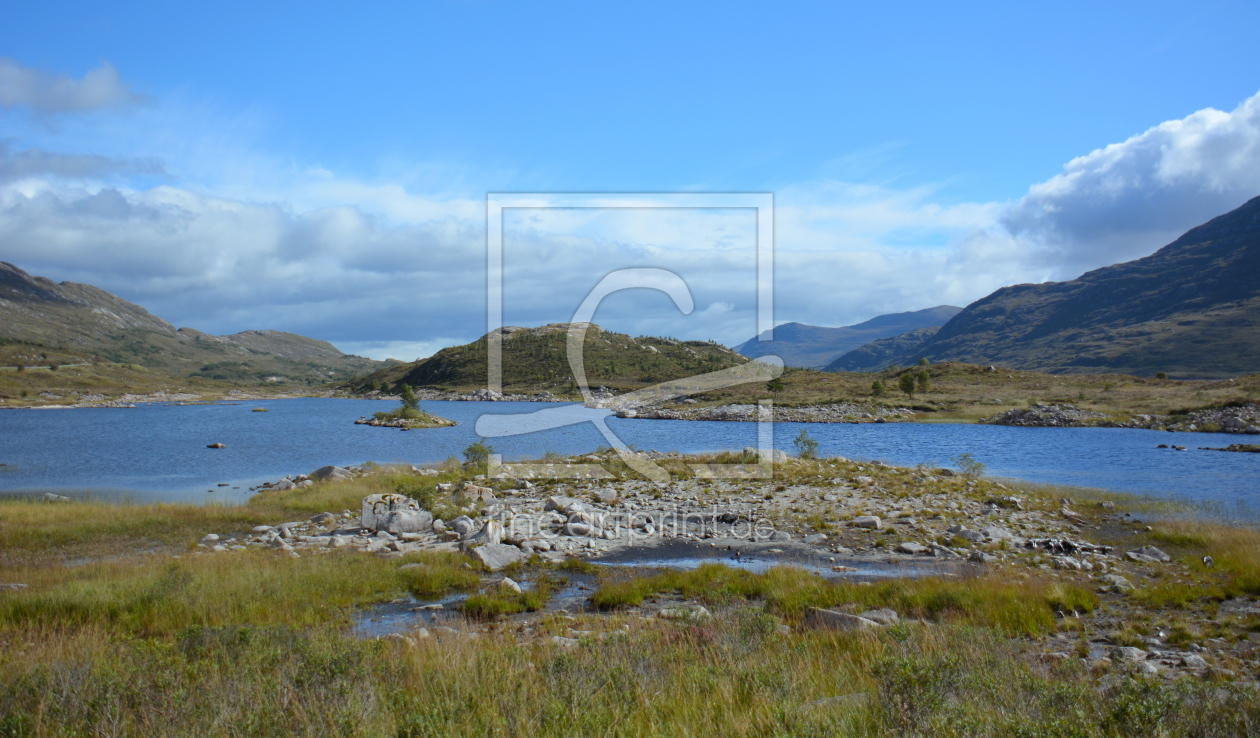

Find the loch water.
[{"left": 0, "top": 398, "right": 1256, "bottom": 516}]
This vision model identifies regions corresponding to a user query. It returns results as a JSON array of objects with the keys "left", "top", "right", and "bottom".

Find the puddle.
[
  {"left": 591, "top": 540, "right": 969, "bottom": 581},
  {"left": 352, "top": 592, "right": 467, "bottom": 639},
  {"left": 352, "top": 542, "right": 972, "bottom": 638}
]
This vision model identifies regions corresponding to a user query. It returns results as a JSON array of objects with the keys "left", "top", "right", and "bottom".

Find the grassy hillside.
[
  {"left": 0, "top": 261, "right": 388, "bottom": 393},
  {"left": 344, "top": 323, "right": 749, "bottom": 394},
  {"left": 846, "top": 196, "right": 1260, "bottom": 378},
  {"left": 733, "top": 306, "right": 961, "bottom": 369}
]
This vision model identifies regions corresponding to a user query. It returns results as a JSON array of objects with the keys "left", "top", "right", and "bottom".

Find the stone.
[
  {"left": 595, "top": 488, "right": 618, "bottom": 503},
  {"left": 311, "top": 465, "right": 352, "bottom": 481},
  {"left": 803, "top": 608, "right": 880, "bottom": 631},
  {"left": 309, "top": 512, "right": 336, "bottom": 527},
  {"left": 200, "top": 534, "right": 220, "bottom": 545},
  {"left": 968, "top": 551, "right": 997, "bottom": 564},
  {"left": 459, "top": 483, "right": 497, "bottom": 503},
  {"left": 544, "top": 496, "right": 586, "bottom": 514},
  {"left": 468, "top": 543, "right": 524, "bottom": 571},
  {"left": 551, "top": 636, "right": 579, "bottom": 648},
  {"left": 564, "top": 522, "right": 597, "bottom": 537},
  {"left": 928, "top": 544, "right": 961, "bottom": 558},
  {"left": 1110, "top": 646, "right": 1147, "bottom": 663},
  {"left": 1126, "top": 546, "right": 1172, "bottom": 563},
  {"left": 895, "top": 542, "right": 928, "bottom": 555},
  {"left": 803, "top": 533, "right": 828, "bottom": 544},
  {"left": 657, "top": 606, "right": 712, "bottom": 620},
  {"left": 852, "top": 516, "right": 882, "bottom": 530},
  {"left": 1181, "top": 654, "right": 1209, "bottom": 669},
  {"left": 206, "top": 443, "right": 226, "bottom": 449},
  {"left": 0, "top": 583, "right": 29, "bottom": 591},
  {"left": 979, "top": 525, "right": 1015, "bottom": 540},
  {"left": 361, "top": 494, "right": 432, "bottom": 533},
  {"left": 770, "top": 531, "right": 793, "bottom": 542},
  {"left": 856, "top": 608, "right": 899, "bottom": 625},
  {"left": 498, "top": 577, "right": 523, "bottom": 594},
  {"left": 271, "top": 479, "right": 296, "bottom": 491},
  {"left": 43, "top": 493, "right": 71, "bottom": 502},
  {"left": 251, "top": 525, "right": 274, "bottom": 534},
  {"left": 464, "top": 520, "right": 504, "bottom": 545},
  {"left": 1099, "top": 574, "right": 1134, "bottom": 593}
]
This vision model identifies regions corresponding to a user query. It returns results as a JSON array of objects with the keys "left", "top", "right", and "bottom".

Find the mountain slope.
[
  {"left": 0, "top": 261, "right": 385, "bottom": 385},
  {"left": 345, "top": 323, "right": 749, "bottom": 393},
  {"left": 834, "top": 196, "right": 1260, "bottom": 378},
  {"left": 825, "top": 326, "right": 943, "bottom": 372},
  {"left": 732, "top": 305, "right": 961, "bottom": 368}
]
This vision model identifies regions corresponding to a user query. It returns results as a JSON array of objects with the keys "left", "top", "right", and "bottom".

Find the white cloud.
[
  {"left": 2, "top": 87, "right": 1258, "bottom": 357},
  {"left": 1002, "top": 91, "right": 1260, "bottom": 273},
  {"left": 0, "top": 58, "right": 145, "bottom": 114}
]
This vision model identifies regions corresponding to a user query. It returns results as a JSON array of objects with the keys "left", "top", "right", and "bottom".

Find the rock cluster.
[
  {"left": 618, "top": 402, "right": 916, "bottom": 424},
  {"left": 981, "top": 404, "right": 1106, "bottom": 427}
]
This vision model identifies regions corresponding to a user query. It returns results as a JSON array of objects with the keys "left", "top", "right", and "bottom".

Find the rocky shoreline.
[{"left": 181, "top": 453, "right": 1260, "bottom": 681}]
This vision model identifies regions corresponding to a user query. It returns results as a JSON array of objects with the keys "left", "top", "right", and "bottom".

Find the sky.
[{"left": 2, "top": 0, "right": 1260, "bottom": 360}]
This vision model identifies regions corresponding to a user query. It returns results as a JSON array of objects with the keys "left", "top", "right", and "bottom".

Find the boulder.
[
  {"left": 498, "top": 577, "right": 523, "bottom": 594},
  {"left": 271, "top": 479, "right": 296, "bottom": 491},
  {"left": 1110, "top": 646, "right": 1148, "bottom": 663},
  {"left": 43, "top": 493, "right": 71, "bottom": 503},
  {"left": 658, "top": 606, "right": 712, "bottom": 620},
  {"left": 852, "top": 516, "right": 882, "bottom": 530},
  {"left": 361, "top": 494, "right": 432, "bottom": 533},
  {"left": 1181, "top": 654, "right": 1209, "bottom": 669},
  {"left": 969, "top": 551, "right": 997, "bottom": 564},
  {"left": 311, "top": 465, "right": 352, "bottom": 481},
  {"left": 895, "top": 542, "right": 927, "bottom": 555},
  {"left": 544, "top": 496, "right": 586, "bottom": 514},
  {"left": 1126, "top": 546, "right": 1171, "bottom": 563},
  {"left": 459, "top": 483, "right": 497, "bottom": 503},
  {"left": 803, "top": 608, "right": 880, "bottom": 631},
  {"left": 449, "top": 516, "right": 476, "bottom": 536},
  {"left": 468, "top": 543, "right": 524, "bottom": 571},
  {"left": 856, "top": 608, "right": 899, "bottom": 625},
  {"left": 803, "top": 533, "right": 828, "bottom": 544},
  {"left": 1099, "top": 574, "right": 1134, "bottom": 593},
  {"left": 309, "top": 512, "right": 336, "bottom": 528},
  {"left": 980, "top": 525, "right": 1015, "bottom": 540},
  {"left": 463, "top": 520, "right": 504, "bottom": 545}
]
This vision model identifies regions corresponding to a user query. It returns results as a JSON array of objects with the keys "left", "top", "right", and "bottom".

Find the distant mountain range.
[
  {"left": 0, "top": 261, "right": 386, "bottom": 385},
  {"left": 346, "top": 323, "right": 748, "bottom": 393},
  {"left": 828, "top": 195, "right": 1260, "bottom": 378},
  {"left": 731, "top": 306, "right": 962, "bottom": 368}
]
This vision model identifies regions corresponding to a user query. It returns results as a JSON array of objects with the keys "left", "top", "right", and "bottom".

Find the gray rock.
[
  {"left": 0, "top": 583, "right": 29, "bottom": 591},
  {"left": 895, "top": 542, "right": 928, "bottom": 555},
  {"left": 449, "top": 515, "right": 476, "bottom": 536},
  {"left": 498, "top": 576, "right": 522, "bottom": 594},
  {"left": 658, "top": 606, "right": 712, "bottom": 620},
  {"left": 968, "top": 551, "right": 997, "bottom": 564},
  {"left": 544, "top": 496, "right": 586, "bottom": 514},
  {"left": 459, "top": 483, "right": 497, "bottom": 503},
  {"left": 980, "top": 525, "right": 1015, "bottom": 540},
  {"left": 852, "top": 516, "right": 882, "bottom": 530},
  {"left": 928, "top": 544, "right": 961, "bottom": 558},
  {"left": 564, "top": 522, "right": 597, "bottom": 537},
  {"left": 311, "top": 465, "right": 352, "bottom": 481},
  {"left": 857, "top": 608, "right": 899, "bottom": 625},
  {"left": 309, "top": 512, "right": 336, "bottom": 527},
  {"left": 947, "top": 525, "right": 985, "bottom": 543},
  {"left": 1126, "top": 546, "right": 1171, "bottom": 563},
  {"left": 803, "top": 533, "right": 828, "bottom": 544},
  {"left": 1110, "top": 646, "right": 1147, "bottom": 662},
  {"left": 361, "top": 494, "right": 432, "bottom": 533},
  {"left": 1181, "top": 654, "right": 1209, "bottom": 669},
  {"left": 468, "top": 543, "right": 524, "bottom": 571},
  {"left": 1099, "top": 574, "right": 1134, "bottom": 593},
  {"left": 200, "top": 534, "right": 220, "bottom": 545},
  {"left": 770, "top": 531, "right": 793, "bottom": 543},
  {"left": 464, "top": 520, "right": 504, "bottom": 545},
  {"left": 43, "top": 492, "right": 71, "bottom": 502},
  {"left": 251, "top": 525, "right": 274, "bottom": 534},
  {"left": 551, "top": 636, "right": 580, "bottom": 648},
  {"left": 803, "top": 608, "right": 880, "bottom": 631}
]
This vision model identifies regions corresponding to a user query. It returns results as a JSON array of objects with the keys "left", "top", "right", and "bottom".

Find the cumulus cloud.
[
  {"left": 3, "top": 89, "right": 1259, "bottom": 358},
  {"left": 1002, "top": 90, "right": 1260, "bottom": 273},
  {"left": 0, "top": 58, "right": 146, "bottom": 114}
]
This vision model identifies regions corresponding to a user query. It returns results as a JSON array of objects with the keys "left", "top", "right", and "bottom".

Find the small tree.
[
  {"left": 1155, "top": 371, "right": 1168, "bottom": 380},
  {"left": 48, "top": 363, "right": 58, "bottom": 371},
  {"left": 871, "top": 379, "right": 885, "bottom": 397},
  {"left": 766, "top": 377, "right": 785, "bottom": 392},
  {"left": 918, "top": 357, "right": 930, "bottom": 366},
  {"left": 463, "top": 440, "right": 494, "bottom": 467},
  {"left": 898, "top": 372, "right": 916, "bottom": 398},
  {"left": 916, "top": 369, "right": 930, "bottom": 393},
  {"left": 399, "top": 384, "right": 419, "bottom": 411},
  {"left": 15, "top": 364, "right": 23, "bottom": 372},
  {"left": 793, "top": 429, "right": 819, "bottom": 459},
  {"left": 953, "top": 453, "right": 986, "bottom": 479}
]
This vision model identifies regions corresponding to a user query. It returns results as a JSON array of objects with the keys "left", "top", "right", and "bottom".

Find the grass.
[{"left": 591, "top": 563, "right": 1096, "bottom": 637}]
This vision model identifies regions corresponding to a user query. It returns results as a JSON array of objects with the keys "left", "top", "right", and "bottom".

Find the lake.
[{"left": 0, "top": 399, "right": 1256, "bottom": 516}]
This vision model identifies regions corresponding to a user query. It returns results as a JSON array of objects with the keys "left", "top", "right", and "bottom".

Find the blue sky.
[{"left": 2, "top": 0, "right": 1260, "bottom": 359}]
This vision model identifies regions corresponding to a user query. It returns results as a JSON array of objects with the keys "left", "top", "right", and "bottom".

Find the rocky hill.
[
  {"left": 731, "top": 306, "right": 961, "bottom": 368},
  {"left": 826, "top": 196, "right": 1260, "bottom": 378},
  {"left": 345, "top": 323, "right": 750, "bottom": 394},
  {"left": 824, "top": 326, "right": 944, "bottom": 372},
  {"left": 0, "top": 261, "right": 385, "bottom": 385}
]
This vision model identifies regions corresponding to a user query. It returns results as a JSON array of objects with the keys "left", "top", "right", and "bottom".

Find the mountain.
[
  {"left": 824, "top": 326, "right": 943, "bottom": 372},
  {"left": 0, "top": 261, "right": 386, "bottom": 385},
  {"left": 827, "top": 196, "right": 1260, "bottom": 378},
  {"left": 345, "top": 323, "right": 749, "bottom": 393},
  {"left": 731, "top": 306, "right": 962, "bottom": 368}
]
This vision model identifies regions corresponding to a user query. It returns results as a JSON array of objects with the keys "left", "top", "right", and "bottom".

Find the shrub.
[
  {"left": 765, "top": 377, "right": 784, "bottom": 392},
  {"left": 871, "top": 380, "right": 885, "bottom": 397},
  {"left": 1156, "top": 371, "right": 1168, "bottom": 380},
  {"left": 916, "top": 369, "right": 930, "bottom": 392},
  {"left": 399, "top": 384, "right": 419, "bottom": 411},
  {"left": 463, "top": 441, "right": 494, "bottom": 467},
  {"left": 918, "top": 357, "right": 930, "bottom": 366},
  {"left": 898, "top": 372, "right": 916, "bottom": 398},
  {"left": 953, "top": 453, "right": 985, "bottom": 479},
  {"left": 793, "top": 429, "right": 819, "bottom": 459}
]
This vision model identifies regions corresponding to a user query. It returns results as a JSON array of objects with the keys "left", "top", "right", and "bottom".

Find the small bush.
[{"left": 793, "top": 429, "right": 819, "bottom": 459}]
